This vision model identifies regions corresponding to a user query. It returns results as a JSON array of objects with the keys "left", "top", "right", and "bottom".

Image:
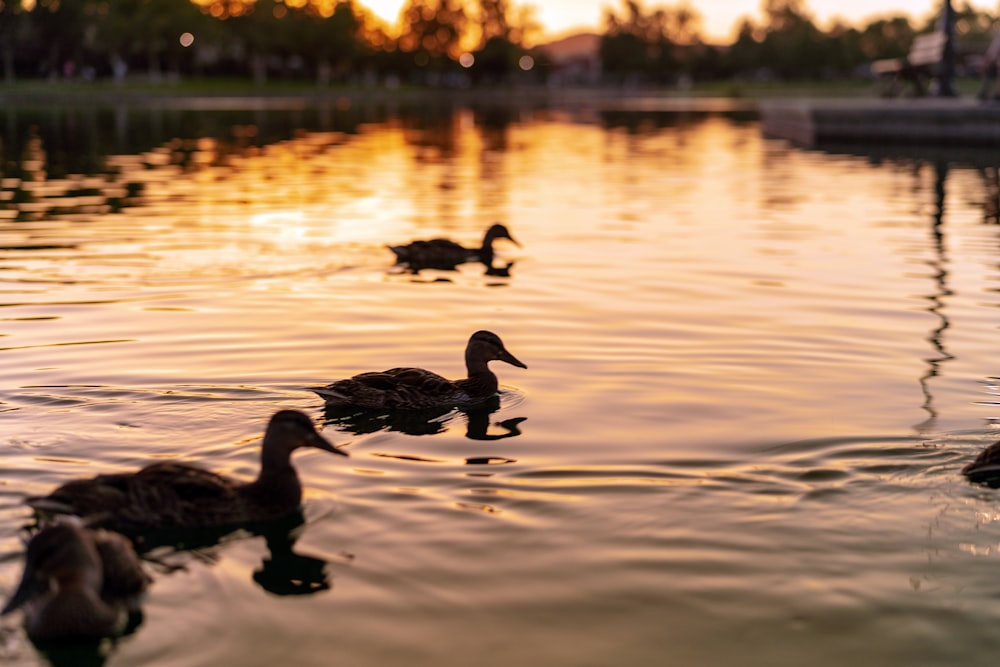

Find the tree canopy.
[{"left": 0, "top": 0, "right": 994, "bottom": 86}]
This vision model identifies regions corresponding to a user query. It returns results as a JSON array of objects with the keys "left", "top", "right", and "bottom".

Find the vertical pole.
[{"left": 939, "top": 0, "right": 957, "bottom": 96}]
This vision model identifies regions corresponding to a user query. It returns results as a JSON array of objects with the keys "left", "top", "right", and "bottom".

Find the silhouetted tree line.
[
  {"left": 602, "top": 0, "right": 997, "bottom": 84},
  {"left": 0, "top": 0, "right": 995, "bottom": 86}
]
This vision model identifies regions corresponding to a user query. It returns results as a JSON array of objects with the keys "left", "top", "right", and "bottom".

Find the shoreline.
[
  {"left": 0, "top": 78, "right": 894, "bottom": 111},
  {"left": 0, "top": 82, "right": 750, "bottom": 110}
]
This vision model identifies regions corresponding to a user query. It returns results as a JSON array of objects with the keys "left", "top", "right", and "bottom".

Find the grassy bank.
[{"left": 0, "top": 76, "right": 987, "bottom": 106}]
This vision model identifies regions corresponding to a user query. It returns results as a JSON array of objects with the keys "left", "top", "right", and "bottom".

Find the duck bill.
[
  {"left": 507, "top": 234, "right": 522, "bottom": 248},
  {"left": 499, "top": 349, "right": 528, "bottom": 369},
  {"left": 311, "top": 431, "right": 349, "bottom": 457},
  {"left": 2, "top": 565, "right": 39, "bottom": 615}
]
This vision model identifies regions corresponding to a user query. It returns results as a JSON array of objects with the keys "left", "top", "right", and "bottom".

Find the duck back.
[
  {"left": 27, "top": 462, "right": 288, "bottom": 535},
  {"left": 316, "top": 367, "right": 466, "bottom": 410}
]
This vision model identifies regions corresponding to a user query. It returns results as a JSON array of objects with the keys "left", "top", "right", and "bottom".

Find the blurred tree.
[
  {"left": 761, "top": 0, "right": 809, "bottom": 33},
  {"left": 601, "top": 0, "right": 689, "bottom": 84},
  {"left": 323, "top": 1, "right": 365, "bottom": 82},
  {"left": 354, "top": 8, "right": 400, "bottom": 81},
  {"left": 478, "top": 0, "right": 510, "bottom": 42},
  {"left": 27, "top": 0, "right": 89, "bottom": 78},
  {"left": 857, "top": 16, "right": 914, "bottom": 60},
  {"left": 2, "top": 0, "right": 996, "bottom": 85},
  {"left": 94, "top": 0, "right": 209, "bottom": 80},
  {"left": 469, "top": 0, "right": 541, "bottom": 84},
  {"left": 226, "top": 0, "right": 290, "bottom": 83},
  {"left": 824, "top": 21, "right": 865, "bottom": 75},
  {"left": 658, "top": 3, "right": 705, "bottom": 80},
  {"left": 398, "top": 0, "right": 468, "bottom": 75},
  {"left": 757, "top": 0, "right": 828, "bottom": 78},
  {"left": 601, "top": 1, "right": 651, "bottom": 83},
  {"left": 661, "top": 2, "right": 701, "bottom": 44},
  {"left": 293, "top": 1, "right": 365, "bottom": 84},
  {"left": 472, "top": 36, "right": 517, "bottom": 82},
  {"left": 510, "top": 3, "right": 541, "bottom": 46},
  {"left": 0, "top": 0, "right": 31, "bottom": 81},
  {"left": 724, "top": 17, "right": 763, "bottom": 77}
]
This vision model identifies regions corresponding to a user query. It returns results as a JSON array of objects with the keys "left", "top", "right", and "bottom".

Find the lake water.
[{"left": 3, "top": 95, "right": 1000, "bottom": 666}]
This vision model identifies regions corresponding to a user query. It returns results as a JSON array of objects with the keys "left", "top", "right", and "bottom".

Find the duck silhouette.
[
  {"left": 311, "top": 330, "right": 527, "bottom": 411},
  {"left": 2, "top": 520, "right": 150, "bottom": 645},
  {"left": 388, "top": 223, "right": 520, "bottom": 271},
  {"left": 24, "top": 410, "right": 347, "bottom": 541}
]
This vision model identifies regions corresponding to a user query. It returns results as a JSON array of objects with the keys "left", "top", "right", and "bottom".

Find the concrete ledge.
[{"left": 760, "top": 98, "right": 1000, "bottom": 146}]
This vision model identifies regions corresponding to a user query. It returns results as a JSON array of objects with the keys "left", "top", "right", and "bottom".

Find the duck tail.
[
  {"left": 309, "top": 385, "right": 351, "bottom": 405},
  {"left": 24, "top": 495, "right": 78, "bottom": 515}
]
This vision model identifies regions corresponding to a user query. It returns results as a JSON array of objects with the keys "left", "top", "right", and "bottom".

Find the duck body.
[
  {"left": 388, "top": 223, "right": 519, "bottom": 270},
  {"left": 312, "top": 330, "right": 527, "bottom": 411},
  {"left": 963, "top": 441, "right": 1000, "bottom": 487},
  {"left": 2, "top": 521, "right": 150, "bottom": 643},
  {"left": 25, "top": 410, "right": 347, "bottom": 537}
]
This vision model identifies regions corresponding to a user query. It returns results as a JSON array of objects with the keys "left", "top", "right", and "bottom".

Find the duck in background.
[
  {"left": 312, "top": 330, "right": 527, "bottom": 411},
  {"left": 388, "top": 223, "right": 520, "bottom": 271},
  {"left": 2, "top": 520, "right": 151, "bottom": 644},
  {"left": 23, "top": 410, "right": 348, "bottom": 541}
]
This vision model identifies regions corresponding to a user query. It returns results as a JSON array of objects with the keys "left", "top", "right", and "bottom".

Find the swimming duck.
[
  {"left": 24, "top": 410, "right": 347, "bottom": 536},
  {"left": 388, "top": 223, "right": 520, "bottom": 270},
  {"left": 311, "top": 330, "right": 527, "bottom": 410},
  {"left": 2, "top": 521, "right": 150, "bottom": 643},
  {"left": 963, "top": 441, "right": 1000, "bottom": 487}
]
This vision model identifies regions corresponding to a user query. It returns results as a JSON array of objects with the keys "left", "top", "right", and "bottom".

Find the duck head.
[
  {"left": 485, "top": 223, "right": 520, "bottom": 248},
  {"left": 265, "top": 410, "right": 348, "bottom": 457},
  {"left": 467, "top": 330, "right": 528, "bottom": 370}
]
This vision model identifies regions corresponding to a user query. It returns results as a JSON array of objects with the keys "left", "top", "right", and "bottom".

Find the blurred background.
[{"left": 0, "top": 0, "right": 992, "bottom": 92}]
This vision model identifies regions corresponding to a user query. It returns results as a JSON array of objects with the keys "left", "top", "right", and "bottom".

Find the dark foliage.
[{"left": 0, "top": 0, "right": 994, "bottom": 86}]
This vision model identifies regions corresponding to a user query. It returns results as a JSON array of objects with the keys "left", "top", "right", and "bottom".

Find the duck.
[
  {"left": 2, "top": 521, "right": 151, "bottom": 643},
  {"left": 311, "top": 330, "right": 527, "bottom": 410},
  {"left": 24, "top": 410, "right": 348, "bottom": 537},
  {"left": 963, "top": 441, "right": 1000, "bottom": 487},
  {"left": 387, "top": 223, "right": 520, "bottom": 270}
]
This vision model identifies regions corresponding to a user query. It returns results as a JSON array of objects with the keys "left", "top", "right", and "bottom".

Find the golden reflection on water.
[
  {"left": 5, "top": 106, "right": 1000, "bottom": 447},
  {"left": 5, "top": 103, "right": 1000, "bottom": 666}
]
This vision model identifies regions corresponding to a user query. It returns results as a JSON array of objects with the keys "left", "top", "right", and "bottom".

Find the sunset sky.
[{"left": 358, "top": 0, "right": 987, "bottom": 43}]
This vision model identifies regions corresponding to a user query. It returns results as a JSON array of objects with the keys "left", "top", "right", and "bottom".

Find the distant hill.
[{"left": 535, "top": 32, "right": 600, "bottom": 63}]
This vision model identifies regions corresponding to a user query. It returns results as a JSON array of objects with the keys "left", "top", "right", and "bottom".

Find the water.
[{"left": 3, "top": 97, "right": 1000, "bottom": 666}]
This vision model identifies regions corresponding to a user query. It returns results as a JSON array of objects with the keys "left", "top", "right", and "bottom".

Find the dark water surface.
[{"left": 3, "top": 97, "right": 1000, "bottom": 666}]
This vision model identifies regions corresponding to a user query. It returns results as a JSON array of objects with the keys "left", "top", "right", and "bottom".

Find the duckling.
[
  {"left": 388, "top": 223, "right": 520, "bottom": 270},
  {"left": 2, "top": 521, "right": 150, "bottom": 643},
  {"left": 963, "top": 441, "right": 1000, "bottom": 487},
  {"left": 24, "top": 410, "right": 347, "bottom": 535},
  {"left": 311, "top": 330, "right": 527, "bottom": 410}
]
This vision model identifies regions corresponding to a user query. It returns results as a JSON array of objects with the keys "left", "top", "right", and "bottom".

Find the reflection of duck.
[
  {"left": 323, "top": 403, "right": 452, "bottom": 436},
  {"left": 963, "top": 441, "right": 1000, "bottom": 487},
  {"left": 322, "top": 393, "right": 526, "bottom": 440},
  {"left": 24, "top": 411, "right": 348, "bottom": 538},
  {"left": 388, "top": 223, "right": 520, "bottom": 270},
  {"left": 138, "top": 508, "right": 336, "bottom": 598},
  {"left": 484, "top": 261, "right": 515, "bottom": 278},
  {"left": 464, "top": 396, "right": 527, "bottom": 441},
  {"left": 2, "top": 521, "right": 150, "bottom": 644},
  {"left": 312, "top": 330, "right": 527, "bottom": 411},
  {"left": 252, "top": 511, "right": 336, "bottom": 597}
]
